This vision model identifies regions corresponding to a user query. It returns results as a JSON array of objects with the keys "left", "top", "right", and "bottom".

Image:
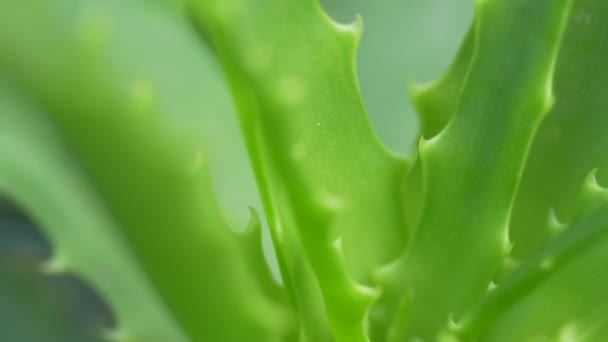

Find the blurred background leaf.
[{"left": 0, "top": 200, "right": 114, "bottom": 342}]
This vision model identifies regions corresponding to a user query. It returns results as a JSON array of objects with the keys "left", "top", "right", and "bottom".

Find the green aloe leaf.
[
  {"left": 322, "top": 0, "right": 473, "bottom": 151},
  {"left": 376, "top": 0, "right": 573, "bottom": 339},
  {"left": 190, "top": 1, "right": 410, "bottom": 340},
  {"left": 509, "top": 0, "right": 608, "bottom": 261},
  {"left": 449, "top": 171, "right": 608, "bottom": 338},
  {"left": 409, "top": 0, "right": 608, "bottom": 266},
  {"left": 2, "top": 0, "right": 607, "bottom": 341},
  {"left": 0, "top": 0, "right": 291, "bottom": 341},
  {"left": 0, "top": 82, "right": 186, "bottom": 341},
  {"left": 482, "top": 172, "right": 608, "bottom": 340},
  {"left": 410, "top": 25, "right": 475, "bottom": 140}
]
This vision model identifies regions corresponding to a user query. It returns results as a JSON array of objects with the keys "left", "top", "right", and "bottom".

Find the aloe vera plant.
[{"left": 1, "top": 0, "right": 608, "bottom": 341}]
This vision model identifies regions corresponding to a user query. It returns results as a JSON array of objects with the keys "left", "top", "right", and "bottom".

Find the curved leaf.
[
  {"left": 510, "top": 0, "right": 608, "bottom": 260},
  {"left": 190, "top": 1, "right": 409, "bottom": 340},
  {"left": 377, "top": 0, "right": 573, "bottom": 339},
  {"left": 0, "top": 83, "right": 186, "bottom": 341},
  {"left": 0, "top": 0, "right": 292, "bottom": 340}
]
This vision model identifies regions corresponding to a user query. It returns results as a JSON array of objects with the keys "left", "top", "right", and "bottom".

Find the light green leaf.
[
  {"left": 190, "top": 1, "right": 409, "bottom": 340},
  {"left": 0, "top": 82, "right": 186, "bottom": 342},
  {"left": 510, "top": 0, "right": 608, "bottom": 261},
  {"left": 377, "top": 0, "right": 573, "bottom": 339},
  {"left": 0, "top": 0, "right": 292, "bottom": 340}
]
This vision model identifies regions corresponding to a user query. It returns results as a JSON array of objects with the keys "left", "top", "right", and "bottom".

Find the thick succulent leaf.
[
  {"left": 190, "top": 1, "right": 409, "bottom": 340},
  {"left": 481, "top": 172, "right": 608, "bottom": 340},
  {"left": 322, "top": 0, "right": 473, "bottom": 151},
  {"left": 376, "top": 0, "right": 573, "bottom": 339},
  {"left": 14, "top": 0, "right": 260, "bottom": 228},
  {"left": 221, "top": 66, "right": 334, "bottom": 342},
  {"left": 272, "top": 205, "right": 334, "bottom": 342},
  {"left": 191, "top": 0, "right": 408, "bottom": 282},
  {"left": 237, "top": 207, "right": 295, "bottom": 317},
  {"left": 397, "top": 23, "right": 476, "bottom": 252},
  {"left": 509, "top": 0, "right": 608, "bottom": 260},
  {"left": 413, "top": 0, "right": 608, "bottom": 265},
  {"left": 0, "top": 1, "right": 291, "bottom": 341},
  {"left": 410, "top": 25, "right": 475, "bottom": 139},
  {"left": 397, "top": 24, "right": 476, "bottom": 253},
  {"left": 577, "top": 305, "right": 608, "bottom": 342},
  {"left": 0, "top": 83, "right": 186, "bottom": 341},
  {"left": 448, "top": 171, "right": 608, "bottom": 339},
  {"left": 89, "top": 0, "right": 262, "bottom": 229}
]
